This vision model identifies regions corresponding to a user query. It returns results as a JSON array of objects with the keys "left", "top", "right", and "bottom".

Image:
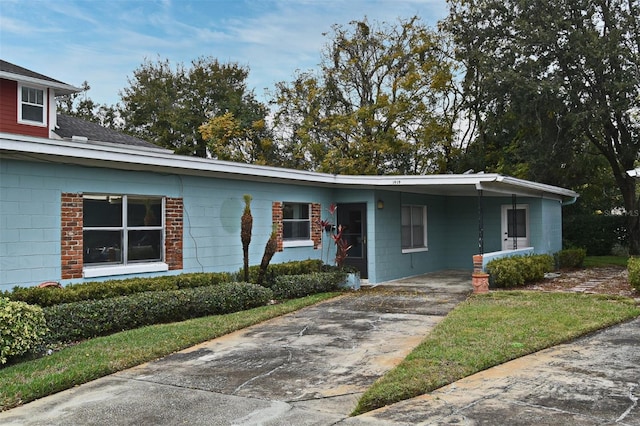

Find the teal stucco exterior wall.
[
  {"left": 0, "top": 159, "right": 336, "bottom": 291},
  {"left": 0, "top": 157, "right": 567, "bottom": 290}
]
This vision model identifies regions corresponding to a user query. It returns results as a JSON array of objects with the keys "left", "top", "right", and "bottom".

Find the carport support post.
[
  {"left": 472, "top": 254, "right": 489, "bottom": 294},
  {"left": 472, "top": 189, "right": 489, "bottom": 294}
]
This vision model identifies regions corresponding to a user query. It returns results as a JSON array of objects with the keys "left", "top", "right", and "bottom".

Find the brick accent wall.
[
  {"left": 311, "top": 203, "right": 321, "bottom": 249},
  {"left": 60, "top": 194, "right": 184, "bottom": 279},
  {"left": 61, "top": 193, "right": 83, "bottom": 279},
  {"left": 165, "top": 197, "right": 183, "bottom": 270},
  {"left": 272, "top": 201, "right": 283, "bottom": 252}
]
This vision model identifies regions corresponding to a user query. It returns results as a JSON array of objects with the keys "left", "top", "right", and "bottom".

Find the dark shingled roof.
[
  {"left": 0, "top": 59, "right": 69, "bottom": 85},
  {"left": 55, "top": 114, "right": 163, "bottom": 150}
]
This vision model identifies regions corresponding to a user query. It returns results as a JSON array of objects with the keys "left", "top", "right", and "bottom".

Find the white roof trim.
[
  {"left": 627, "top": 168, "right": 640, "bottom": 178},
  {"left": 0, "top": 71, "right": 81, "bottom": 95},
  {"left": 0, "top": 132, "right": 579, "bottom": 200}
]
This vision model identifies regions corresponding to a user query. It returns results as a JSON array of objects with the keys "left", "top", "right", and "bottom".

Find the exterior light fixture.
[{"left": 377, "top": 199, "right": 384, "bottom": 209}]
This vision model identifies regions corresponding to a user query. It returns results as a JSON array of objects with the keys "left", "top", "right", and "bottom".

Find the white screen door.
[{"left": 501, "top": 204, "right": 529, "bottom": 251}]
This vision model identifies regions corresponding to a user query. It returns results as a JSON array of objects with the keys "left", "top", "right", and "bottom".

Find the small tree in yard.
[
  {"left": 257, "top": 224, "right": 278, "bottom": 286},
  {"left": 241, "top": 194, "right": 253, "bottom": 282}
]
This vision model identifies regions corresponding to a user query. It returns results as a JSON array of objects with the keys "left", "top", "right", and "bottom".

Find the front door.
[
  {"left": 337, "top": 203, "right": 368, "bottom": 278},
  {"left": 501, "top": 204, "right": 530, "bottom": 251}
]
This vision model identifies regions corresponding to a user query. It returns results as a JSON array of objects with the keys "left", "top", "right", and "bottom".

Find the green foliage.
[
  {"left": 0, "top": 298, "right": 48, "bottom": 364},
  {"left": 557, "top": 248, "right": 587, "bottom": 269},
  {"left": 119, "top": 57, "right": 272, "bottom": 159},
  {"left": 628, "top": 258, "right": 640, "bottom": 291},
  {"left": 445, "top": 0, "right": 640, "bottom": 254},
  {"left": 244, "top": 259, "right": 325, "bottom": 286},
  {"left": 486, "top": 255, "right": 554, "bottom": 288},
  {"left": 4, "top": 273, "right": 234, "bottom": 307},
  {"left": 563, "top": 214, "right": 628, "bottom": 256},
  {"left": 270, "top": 272, "right": 347, "bottom": 300},
  {"left": 43, "top": 283, "right": 273, "bottom": 344},
  {"left": 271, "top": 17, "right": 462, "bottom": 175}
]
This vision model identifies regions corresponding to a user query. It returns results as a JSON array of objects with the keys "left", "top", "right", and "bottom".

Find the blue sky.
[{"left": 0, "top": 0, "right": 448, "bottom": 106}]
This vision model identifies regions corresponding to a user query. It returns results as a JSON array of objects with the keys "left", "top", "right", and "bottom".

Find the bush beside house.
[
  {"left": 486, "top": 254, "right": 554, "bottom": 288},
  {"left": 556, "top": 248, "right": 587, "bottom": 269},
  {"left": 0, "top": 298, "right": 48, "bottom": 364},
  {"left": 629, "top": 258, "right": 640, "bottom": 291}
]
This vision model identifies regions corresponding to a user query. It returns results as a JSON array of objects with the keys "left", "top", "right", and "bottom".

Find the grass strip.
[
  {"left": 353, "top": 291, "right": 640, "bottom": 415},
  {"left": 0, "top": 292, "right": 338, "bottom": 411},
  {"left": 583, "top": 255, "right": 629, "bottom": 268}
]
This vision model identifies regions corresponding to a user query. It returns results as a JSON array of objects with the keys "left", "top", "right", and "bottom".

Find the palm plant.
[{"left": 241, "top": 194, "right": 253, "bottom": 282}]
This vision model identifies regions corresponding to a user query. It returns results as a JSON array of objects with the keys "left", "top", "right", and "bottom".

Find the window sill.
[
  {"left": 83, "top": 262, "right": 169, "bottom": 278},
  {"left": 283, "top": 240, "right": 315, "bottom": 248},
  {"left": 18, "top": 119, "right": 46, "bottom": 127},
  {"left": 402, "top": 247, "right": 429, "bottom": 254}
]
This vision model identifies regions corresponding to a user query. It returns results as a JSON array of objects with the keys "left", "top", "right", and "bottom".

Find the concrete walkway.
[{"left": 0, "top": 271, "right": 472, "bottom": 426}]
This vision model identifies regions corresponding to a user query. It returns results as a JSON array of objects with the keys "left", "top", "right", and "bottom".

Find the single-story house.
[{"left": 0, "top": 60, "right": 579, "bottom": 292}]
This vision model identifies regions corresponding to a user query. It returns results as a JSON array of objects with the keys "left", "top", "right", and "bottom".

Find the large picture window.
[
  {"left": 282, "top": 203, "right": 311, "bottom": 241},
  {"left": 401, "top": 205, "right": 427, "bottom": 252},
  {"left": 18, "top": 85, "right": 46, "bottom": 125},
  {"left": 83, "top": 195, "right": 164, "bottom": 266}
]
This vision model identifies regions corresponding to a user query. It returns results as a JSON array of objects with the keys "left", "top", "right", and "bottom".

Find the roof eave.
[
  {"left": 0, "top": 71, "right": 81, "bottom": 95},
  {"left": 0, "top": 133, "right": 579, "bottom": 200}
]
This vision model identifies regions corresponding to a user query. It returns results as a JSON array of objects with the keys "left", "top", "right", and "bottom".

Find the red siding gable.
[{"left": 0, "top": 79, "right": 49, "bottom": 138}]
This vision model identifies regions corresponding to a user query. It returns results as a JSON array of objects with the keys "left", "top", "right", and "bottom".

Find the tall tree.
[
  {"left": 271, "top": 17, "right": 464, "bottom": 175},
  {"left": 56, "top": 81, "right": 119, "bottom": 128},
  {"left": 445, "top": 0, "right": 640, "bottom": 253},
  {"left": 119, "top": 57, "right": 270, "bottom": 158}
]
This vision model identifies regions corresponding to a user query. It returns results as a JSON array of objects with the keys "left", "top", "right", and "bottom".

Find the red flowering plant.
[
  {"left": 332, "top": 224, "right": 353, "bottom": 268},
  {"left": 316, "top": 204, "right": 352, "bottom": 267}
]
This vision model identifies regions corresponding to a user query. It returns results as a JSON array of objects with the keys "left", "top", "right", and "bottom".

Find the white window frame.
[
  {"left": 18, "top": 84, "right": 47, "bottom": 126},
  {"left": 401, "top": 205, "right": 428, "bottom": 253},
  {"left": 82, "top": 194, "right": 168, "bottom": 278},
  {"left": 282, "top": 202, "right": 313, "bottom": 248}
]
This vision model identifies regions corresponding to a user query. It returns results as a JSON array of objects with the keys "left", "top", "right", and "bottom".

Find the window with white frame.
[
  {"left": 18, "top": 85, "right": 46, "bottom": 125},
  {"left": 282, "top": 202, "right": 311, "bottom": 241},
  {"left": 401, "top": 205, "right": 427, "bottom": 252},
  {"left": 83, "top": 195, "right": 164, "bottom": 266}
]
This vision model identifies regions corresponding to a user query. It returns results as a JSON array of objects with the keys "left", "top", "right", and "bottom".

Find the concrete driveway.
[
  {"left": 2, "top": 271, "right": 639, "bottom": 425},
  {"left": 0, "top": 272, "right": 471, "bottom": 426}
]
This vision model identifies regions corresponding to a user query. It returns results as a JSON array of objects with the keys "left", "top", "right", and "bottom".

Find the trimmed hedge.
[
  {"left": 271, "top": 271, "right": 347, "bottom": 300},
  {"left": 486, "top": 254, "right": 554, "bottom": 288},
  {"left": 244, "top": 259, "right": 325, "bottom": 286},
  {"left": 556, "top": 248, "right": 587, "bottom": 269},
  {"left": 629, "top": 257, "right": 640, "bottom": 292},
  {"left": 43, "top": 282, "right": 273, "bottom": 344},
  {"left": 0, "top": 298, "right": 48, "bottom": 364},
  {"left": 4, "top": 272, "right": 234, "bottom": 307},
  {"left": 3, "top": 260, "right": 324, "bottom": 307}
]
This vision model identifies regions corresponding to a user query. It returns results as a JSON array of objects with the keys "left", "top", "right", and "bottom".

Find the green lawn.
[
  {"left": 583, "top": 255, "right": 629, "bottom": 268},
  {"left": 0, "top": 293, "right": 338, "bottom": 411},
  {"left": 352, "top": 291, "right": 639, "bottom": 415}
]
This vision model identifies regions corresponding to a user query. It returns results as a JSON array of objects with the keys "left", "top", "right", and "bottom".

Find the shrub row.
[
  {"left": 270, "top": 271, "right": 347, "bottom": 300},
  {"left": 629, "top": 257, "right": 640, "bottom": 292},
  {"left": 0, "top": 297, "right": 48, "bottom": 364},
  {"left": 43, "top": 282, "right": 273, "bottom": 344},
  {"left": 4, "top": 273, "right": 235, "bottom": 307},
  {"left": 244, "top": 259, "right": 325, "bottom": 286},
  {"left": 556, "top": 248, "right": 587, "bottom": 269},
  {"left": 4, "top": 260, "right": 326, "bottom": 307},
  {"left": 486, "top": 254, "right": 554, "bottom": 288}
]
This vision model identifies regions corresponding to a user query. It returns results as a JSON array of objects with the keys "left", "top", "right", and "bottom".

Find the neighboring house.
[
  {"left": 0, "top": 60, "right": 579, "bottom": 291},
  {"left": 628, "top": 168, "right": 640, "bottom": 178}
]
